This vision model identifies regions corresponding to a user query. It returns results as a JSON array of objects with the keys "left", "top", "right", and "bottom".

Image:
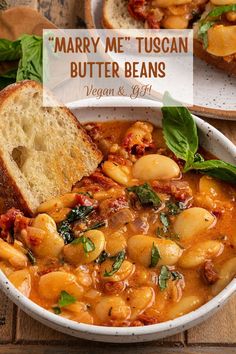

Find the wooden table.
[{"left": 0, "top": 1, "right": 236, "bottom": 352}]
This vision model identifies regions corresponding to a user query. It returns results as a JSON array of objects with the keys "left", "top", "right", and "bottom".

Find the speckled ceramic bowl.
[{"left": 0, "top": 101, "right": 235, "bottom": 343}]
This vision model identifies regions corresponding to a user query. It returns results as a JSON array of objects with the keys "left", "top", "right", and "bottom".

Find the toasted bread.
[
  {"left": 102, "top": 0, "right": 236, "bottom": 75},
  {"left": 194, "top": 39, "right": 236, "bottom": 77},
  {"left": 0, "top": 80, "right": 102, "bottom": 215},
  {"left": 102, "top": 0, "right": 144, "bottom": 29}
]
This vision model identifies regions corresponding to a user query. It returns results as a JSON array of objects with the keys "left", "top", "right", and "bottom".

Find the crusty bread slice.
[
  {"left": 102, "top": 0, "right": 145, "bottom": 29},
  {"left": 102, "top": 0, "right": 236, "bottom": 75},
  {"left": 0, "top": 80, "right": 102, "bottom": 215},
  {"left": 194, "top": 39, "right": 236, "bottom": 77}
]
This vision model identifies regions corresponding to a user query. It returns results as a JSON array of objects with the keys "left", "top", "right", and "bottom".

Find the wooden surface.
[{"left": 1, "top": 0, "right": 236, "bottom": 352}]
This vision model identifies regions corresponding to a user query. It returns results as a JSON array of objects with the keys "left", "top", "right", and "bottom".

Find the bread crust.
[
  {"left": 0, "top": 80, "right": 103, "bottom": 216},
  {"left": 194, "top": 39, "right": 236, "bottom": 77}
]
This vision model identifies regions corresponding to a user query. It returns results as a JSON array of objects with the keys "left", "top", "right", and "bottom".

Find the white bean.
[
  {"left": 0, "top": 239, "right": 27, "bottom": 269},
  {"left": 210, "top": 0, "right": 236, "bottom": 4},
  {"left": 167, "top": 295, "right": 202, "bottom": 320},
  {"left": 178, "top": 241, "right": 223, "bottom": 268},
  {"left": 127, "top": 235, "right": 183, "bottom": 267},
  {"left": 38, "top": 271, "right": 83, "bottom": 301},
  {"left": 127, "top": 286, "right": 155, "bottom": 319},
  {"left": 65, "top": 302, "right": 94, "bottom": 324},
  {"left": 132, "top": 154, "right": 180, "bottom": 181},
  {"left": 31, "top": 214, "right": 64, "bottom": 258},
  {"left": 212, "top": 257, "right": 236, "bottom": 295},
  {"left": 199, "top": 175, "right": 225, "bottom": 199},
  {"left": 8, "top": 269, "right": 31, "bottom": 297},
  {"left": 173, "top": 207, "right": 215, "bottom": 241},
  {"left": 100, "top": 260, "right": 134, "bottom": 282},
  {"left": 102, "top": 161, "right": 131, "bottom": 186},
  {"left": 63, "top": 230, "right": 105, "bottom": 265},
  {"left": 105, "top": 231, "right": 127, "bottom": 256},
  {"left": 95, "top": 296, "right": 131, "bottom": 322}
]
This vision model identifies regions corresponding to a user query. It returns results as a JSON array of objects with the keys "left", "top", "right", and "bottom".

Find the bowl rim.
[{"left": 0, "top": 101, "right": 236, "bottom": 338}]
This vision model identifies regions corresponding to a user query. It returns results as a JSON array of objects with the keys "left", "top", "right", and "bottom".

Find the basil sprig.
[
  {"left": 198, "top": 5, "right": 236, "bottom": 48},
  {"left": 0, "top": 35, "right": 43, "bottom": 89},
  {"left": 150, "top": 243, "right": 161, "bottom": 268},
  {"left": 162, "top": 94, "right": 198, "bottom": 172},
  {"left": 192, "top": 160, "right": 236, "bottom": 183},
  {"left": 162, "top": 93, "right": 236, "bottom": 184},
  {"left": 127, "top": 183, "right": 161, "bottom": 207},
  {"left": 158, "top": 266, "right": 182, "bottom": 291}
]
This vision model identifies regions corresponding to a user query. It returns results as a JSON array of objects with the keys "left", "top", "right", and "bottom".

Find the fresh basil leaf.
[
  {"left": 58, "top": 291, "right": 76, "bottom": 307},
  {"left": 71, "top": 235, "right": 95, "bottom": 253},
  {"left": 104, "top": 250, "right": 125, "bottom": 277},
  {"left": 66, "top": 205, "right": 94, "bottom": 223},
  {"left": 158, "top": 266, "right": 171, "bottom": 291},
  {"left": 16, "top": 35, "right": 43, "bottom": 82},
  {"left": 162, "top": 92, "right": 198, "bottom": 170},
  {"left": 52, "top": 306, "right": 61, "bottom": 315},
  {"left": 208, "top": 4, "right": 236, "bottom": 17},
  {"left": 127, "top": 183, "right": 161, "bottom": 207},
  {"left": 57, "top": 220, "right": 74, "bottom": 244},
  {"left": 166, "top": 201, "right": 185, "bottom": 215},
  {"left": 95, "top": 250, "right": 109, "bottom": 264},
  {"left": 160, "top": 212, "right": 169, "bottom": 232},
  {"left": 171, "top": 271, "right": 182, "bottom": 281},
  {"left": 191, "top": 160, "right": 236, "bottom": 184},
  {"left": 150, "top": 242, "right": 161, "bottom": 268},
  {"left": 0, "top": 39, "right": 21, "bottom": 61},
  {"left": 198, "top": 20, "right": 215, "bottom": 48},
  {"left": 198, "top": 5, "right": 236, "bottom": 48},
  {"left": 26, "top": 249, "right": 36, "bottom": 265}
]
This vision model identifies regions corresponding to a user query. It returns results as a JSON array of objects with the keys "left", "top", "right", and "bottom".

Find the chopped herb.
[
  {"left": 104, "top": 250, "right": 126, "bottom": 277},
  {"left": 127, "top": 183, "right": 161, "bottom": 208},
  {"left": 166, "top": 201, "right": 185, "bottom": 215},
  {"left": 158, "top": 266, "right": 171, "bottom": 291},
  {"left": 71, "top": 236, "right": 95, "bottom": 253},
  {"left": 57, "top": 205, "right": 94, "bottom": 244},
  {"left": 171, "top": 271, "right": 182, "bottom": 281},
  {"left": 160, "top": 212, "right": 170, "bottom": 232},
  {"left": 57, "top": 220, "right": 74, "bottom": 244},
  {"left": 150, "top": 242, "right": 161, "bottom": 268},
  {"left": 58, "top": 291, "right": 76, "bottom": 308},
  {"left": 52, "top": 306, "right": 61, "bottom": 315},
  {"left": 156, "top": 228, "right": 180, "bottom": 242},
  {"left": 95, "top": 250, "right": 109, "bottom": 264},
  {"left": 26, "top": 249, "right": 36, "bottom": 265},
  {"left": 66, "top": 205, "right": 94, "bottom": 223}
]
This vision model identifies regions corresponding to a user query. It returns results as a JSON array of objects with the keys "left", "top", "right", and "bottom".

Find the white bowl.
[{"left": 0, "top": 99, "right": 235, "bottom": 343}]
